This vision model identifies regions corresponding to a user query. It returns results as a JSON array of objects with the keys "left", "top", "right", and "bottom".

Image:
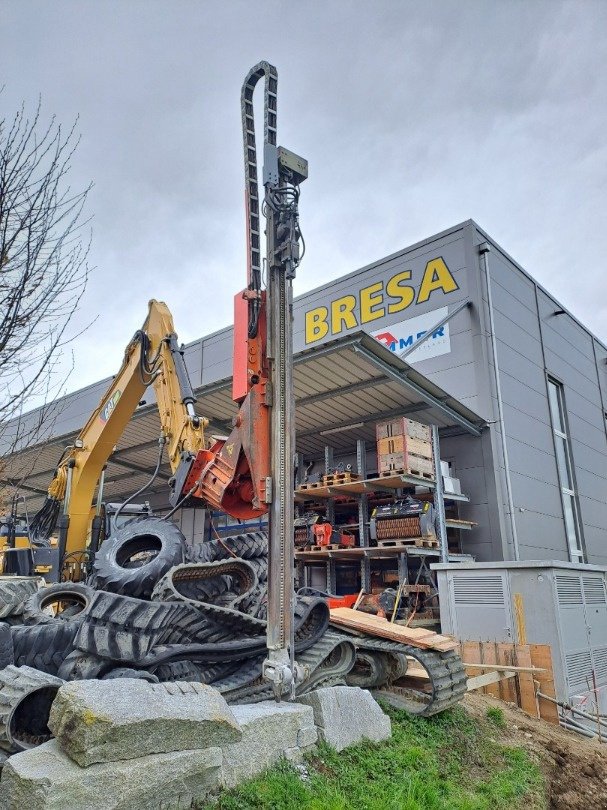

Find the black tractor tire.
[
  {"left": 101, "top": 667, "right": 159, "bottom": 683},
  {"left": 22, "top": 583, "right": 94, "bottom": 625},
  {"left": 153, "top": 660, "right": 202, "bottom": 682},
  {"left": 11, "top": 622, "right": 78, "bottom": 676},
  {"left": 239, "top": 583, "right": 268, "bottom": 620},
  {"left": 186, "top": 531, "right": 268, "bottom": 563},
  {"left": 57, "top": 650, "right": 112, "bottom": 681},
  {"left": 151, "top": 560, "right": 257, "bottom": 610},
  {"left": 74, "top": 590, "right": 197, "bottom": 663},
  {"left": 0, "top": 623, "right": 14, "bottom": 669},
  {"left": 0, "top": 578, "right": 42, "bottom": 619},
  {"left": 0, "top": 665, "right": 64, "bottom": 752},
  {"left": 93, "top": 518, "right": 186, "bottom": 599},
  {"left": 242, "top": 556, "right": 268, "bottom": 583}
]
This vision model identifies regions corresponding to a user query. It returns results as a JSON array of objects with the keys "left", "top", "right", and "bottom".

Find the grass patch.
[
  {"left": 486, "top": 706, "right": 507, "bottom": 729},
  {"left": 198, "top": 703, "right": 546, "bottom": 810}
]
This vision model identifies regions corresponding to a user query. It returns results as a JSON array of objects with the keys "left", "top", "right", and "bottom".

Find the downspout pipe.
[{"left": 479, "top": 242, "right": 520, "bottom": 561}]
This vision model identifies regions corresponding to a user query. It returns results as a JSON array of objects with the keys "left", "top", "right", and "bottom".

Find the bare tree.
[
  {"left": 0, "top": 99, "right": 92, "bottom": 518},
  {"left": 0, "top": 99, "right": 92, "bottom": 466}
]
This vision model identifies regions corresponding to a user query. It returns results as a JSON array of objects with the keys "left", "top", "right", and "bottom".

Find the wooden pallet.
[
  {"left": 310, "top": 543, "right": 342, "bottom": 552},
  {"left": 377, "top": 537, "right": 438, "bottom": 549},
  {"left": 329, "top": 607, "right": 457, "bottom": 651},
  {"left": 379, "top": 467, "right": 435, "bottom": 481},
  {"left": 322, "top": 472, "right": 361, "bottom": 486},
  {"left": 299, "top": 480, "right": 324, "bottom": 490}
]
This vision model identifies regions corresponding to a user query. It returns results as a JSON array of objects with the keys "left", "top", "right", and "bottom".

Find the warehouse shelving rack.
[{"left": 294, "top": 426, "right": 474, "bottom": 594}]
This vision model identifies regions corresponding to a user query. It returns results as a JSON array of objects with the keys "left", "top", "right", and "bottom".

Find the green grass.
[
  {"left": 486, "top": 706, "right": 507, "bottom": 729},
  {"left": 198, "top": 703, "right": 546, "bottom": 810}
]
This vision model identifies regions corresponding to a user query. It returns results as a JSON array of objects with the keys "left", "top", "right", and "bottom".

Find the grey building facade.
[
  {"left": 292, "top": 219, "right": 607, "bottom": 568},
  {"left": 4, "top": 219, "right": 607, "bottom": 569}
]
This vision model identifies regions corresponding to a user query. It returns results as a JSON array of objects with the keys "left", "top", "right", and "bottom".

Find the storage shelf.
[
  {"left": 295, "top": 472, "right": 436, "bottom": 501},
  {"left": 445, "top": 518, "right": 476, "bottom": 531},
  {"left": 295, "top": 545, "right": 474, "bottom": 562}
]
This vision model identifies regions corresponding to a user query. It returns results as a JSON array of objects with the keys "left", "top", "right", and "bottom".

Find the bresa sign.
[
  {"left": 304, "top": 256, "right": 459, "bottom": 345},
  {"left": 373, "top": 306, "right": 451, "bottom": 363}
]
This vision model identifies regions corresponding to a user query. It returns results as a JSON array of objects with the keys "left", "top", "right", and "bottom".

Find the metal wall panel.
[{"left": 475, "top": 225, "right": 607, "bottom": 564}]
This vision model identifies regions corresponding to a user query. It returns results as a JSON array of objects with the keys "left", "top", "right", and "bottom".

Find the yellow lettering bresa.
[{"left": 305, "top": 257, "right": 458, "bottom": 344}]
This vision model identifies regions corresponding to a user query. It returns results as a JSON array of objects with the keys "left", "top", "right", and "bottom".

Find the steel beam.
[{"left": 353, "top": 344, "right": 483, "bottom": 437}]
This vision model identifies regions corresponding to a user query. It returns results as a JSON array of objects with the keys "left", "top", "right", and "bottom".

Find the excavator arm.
[
  {"left": 31, "top": 295, "right": 271, "bottom": 559},
  {"left": 31, "top": 300, "right": 208, "bottom": 557}
]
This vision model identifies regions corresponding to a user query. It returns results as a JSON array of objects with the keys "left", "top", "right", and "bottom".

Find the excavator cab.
[{"left": 103, "top": 502, "right": 153, "bottom": 538}]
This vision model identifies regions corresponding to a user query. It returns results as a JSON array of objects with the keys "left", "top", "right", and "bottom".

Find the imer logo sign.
[{"left": 373, "top": 306, "right": 451, "bottom": 363}]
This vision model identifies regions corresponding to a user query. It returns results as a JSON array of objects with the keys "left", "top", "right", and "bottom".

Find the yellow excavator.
[{"left": 4, "top": 300, "right": 208, "bottom": 580}]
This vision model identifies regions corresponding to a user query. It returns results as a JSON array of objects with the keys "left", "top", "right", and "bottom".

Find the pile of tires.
[
  {"left": 0, "top": 522, "right": 271, "bottom": 692},
  {"left": 0, "top": 521, "right": 338, "bottom": 756}
]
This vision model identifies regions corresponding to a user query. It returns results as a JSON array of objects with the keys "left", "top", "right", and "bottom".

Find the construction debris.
[{"left": 329, "top": 607, "right": 458, "bottom": 651}]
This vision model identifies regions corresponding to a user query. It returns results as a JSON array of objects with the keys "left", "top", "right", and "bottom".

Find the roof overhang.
[{"left": 1, "top": 331, "right": 485, "bottom": 514}]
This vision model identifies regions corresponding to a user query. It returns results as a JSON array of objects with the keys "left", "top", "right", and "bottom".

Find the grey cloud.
[{"left": 1, "top": 0, "right": 606, "bottom": 396}]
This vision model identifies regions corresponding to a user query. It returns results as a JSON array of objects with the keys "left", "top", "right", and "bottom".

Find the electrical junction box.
[
  {"left": 432, "top": 560, "right": 607, "bottom": 713},
  {"left": 277, "top": 146, "right": 308, "bottom": 183}
]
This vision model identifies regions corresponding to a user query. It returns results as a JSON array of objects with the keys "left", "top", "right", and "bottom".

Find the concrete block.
[
  {"left": 222, "top": 701, "right": 317, "bottom": 788},
  {"left": 49, "top": 679, "right": 241, "bottom": 767},
  {"left": 297, "top": 725, "right": 318, "bottom": 748},
  {"left": 0, "top": 739, "right": 222, "bottom": 810},
  {"left": 298, "top": 686, "right": 391, "bottom": 751}
]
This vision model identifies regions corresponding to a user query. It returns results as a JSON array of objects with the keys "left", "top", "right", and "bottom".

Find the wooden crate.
[
  {"left": 376, "top": 416, "right": 431, "bottom": 442},
  {"left": 378, "top": 453, "right": 435, "bottom": 478},
  {"left": 377, "top": 435, "right": 432, "bottom": 458}
]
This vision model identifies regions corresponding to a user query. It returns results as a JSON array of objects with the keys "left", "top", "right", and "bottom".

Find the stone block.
[
  {"left": 0, "top": 739, "right": 222, "bottom": 810},
  {"left": 298, "top": 686, "right": 391, "bottom": 751},
  {"left": 222, "top": 701, "right": 317, "bottom": 788},
  {"left": 49, "top": 679, "right": 241, "bottom": 767}
]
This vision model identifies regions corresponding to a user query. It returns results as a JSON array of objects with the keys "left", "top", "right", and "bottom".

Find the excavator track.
[
  {"left": 353, "top": 637, "right": 467, "bottom": 717},
  {"left": 222, "top": 630, "right": 356, "bottom": 704}
]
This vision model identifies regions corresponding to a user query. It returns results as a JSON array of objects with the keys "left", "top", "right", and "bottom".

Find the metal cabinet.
[{"left": 434, "top": 560, "right": 607, "bottom": 708}]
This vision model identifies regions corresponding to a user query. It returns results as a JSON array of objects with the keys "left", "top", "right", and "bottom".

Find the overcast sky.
[{"left": 2, "top": 0, "right": 606, "bottom": 399}]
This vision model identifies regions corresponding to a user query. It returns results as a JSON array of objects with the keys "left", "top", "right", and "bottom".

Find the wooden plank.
[
  {"left": 497, "top": 643, "right": 517, "bottom": 703},
  {"left": 480, "top": 642, "right": 501, "bottom": 698},
  {"left": 513, "top": 644, "right": 539, "bottom": 718},
  {"left": 529, "top": 643, "right": 559, "bottom": 725},
  {"left": 329, "top": 607, "right": 458, "bottom": 650},
  {"left": 460, "top": 641, "right": 482, "bottom": 692},
  {"left": 513, "top": 593, "right": 527, "bottom": 644},
  {"left": 461, "top": 663, "right": 545, "bottom": 673},
  {"left": 467, "top": 670, "right": 517, "bottom": 691},
  {"left": 404, "top": 661, "right": 430, "bottom": 680}
]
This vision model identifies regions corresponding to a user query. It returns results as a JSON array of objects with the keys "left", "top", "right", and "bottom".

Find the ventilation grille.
[
  {"left": 453, "top": 575, "right": 505, "bottom": 606},
  {"left": 565, "top": 650, "right": 593, "bottom": 693},
  {"left": 582, "top": 576, "right": 607, "bottom": 606},
  {"left": 593, "top": 648, "right": 607, "bottom": 684},
  {"left": 556, "top": 575, "right": 583, "bottom": 606}
]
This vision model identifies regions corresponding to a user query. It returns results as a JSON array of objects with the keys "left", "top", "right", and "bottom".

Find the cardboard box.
[{"left": 442, "top": 475, "right": 462, "bottom": 495}]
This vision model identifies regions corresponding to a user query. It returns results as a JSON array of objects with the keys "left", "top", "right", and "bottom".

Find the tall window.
[{"left": 547, "top": 378, "right": 585, "bottom": 562}]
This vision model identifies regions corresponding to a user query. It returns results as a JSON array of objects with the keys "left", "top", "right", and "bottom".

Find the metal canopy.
[{"left": 1, "top": 331, "right": 485, "bottom": 516}]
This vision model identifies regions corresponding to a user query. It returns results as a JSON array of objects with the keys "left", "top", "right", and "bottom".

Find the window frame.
[{"left": 546, "top": 375, "right": 586, "bottom": 562}]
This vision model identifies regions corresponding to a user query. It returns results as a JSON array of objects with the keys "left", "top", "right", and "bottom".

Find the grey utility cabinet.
[{"left": 433, "top": 561, "right": 607, "bottom": 711}]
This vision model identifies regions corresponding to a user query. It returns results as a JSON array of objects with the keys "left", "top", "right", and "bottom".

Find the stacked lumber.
[{"left": 329, "top": 607, "right": 457, "bottom": 652}]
